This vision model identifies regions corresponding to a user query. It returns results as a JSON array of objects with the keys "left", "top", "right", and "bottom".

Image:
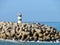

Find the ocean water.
[
  {"left": 0, "top": 22, "right": 60, "bottom": 45},
  {"left": 0, "top": 40, "right": 60, "bottom": 45}
]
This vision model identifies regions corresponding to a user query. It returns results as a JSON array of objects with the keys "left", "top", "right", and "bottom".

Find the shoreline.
[{"left": 0, "top": 39, "right": 60, "bottom": 43}]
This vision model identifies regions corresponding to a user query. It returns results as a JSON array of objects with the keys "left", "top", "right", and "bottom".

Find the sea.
[
  {"left": 0, "top": 41, "right": 60, "bottom": 45},
  {"left": 0, "top": 22, "right": 60, "bottom": 45}
]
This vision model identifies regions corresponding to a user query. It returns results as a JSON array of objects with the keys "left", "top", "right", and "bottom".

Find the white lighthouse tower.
[{"left": 18, "top": 12, "right": 22, "bottom": 23}]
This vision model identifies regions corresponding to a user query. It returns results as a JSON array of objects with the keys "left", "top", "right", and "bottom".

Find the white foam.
[
  {"left": 56, "top": 40, "right": 59, "bottom": 43},
  {"left": 0, "top": 39, "right": 60, "bottom": 43}
]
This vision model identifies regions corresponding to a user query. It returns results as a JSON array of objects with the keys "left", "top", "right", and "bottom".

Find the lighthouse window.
[
  {"left": 19, "top": 19, "right": 22, "bottom": 20},
  {"left": 20, "top": 15, "right": 22, "bottom": 17}
]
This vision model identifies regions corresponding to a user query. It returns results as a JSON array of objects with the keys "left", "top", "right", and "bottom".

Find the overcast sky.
[{"left": 0, "top": 0, "right": 60, "bottom": 22}]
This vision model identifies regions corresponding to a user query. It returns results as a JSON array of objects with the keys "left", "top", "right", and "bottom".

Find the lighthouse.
[{"left": 18, "top": 12, "right": 22, "bottom": 23}]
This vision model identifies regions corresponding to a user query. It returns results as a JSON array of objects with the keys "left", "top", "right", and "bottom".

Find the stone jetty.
[{"left": 0, "top": 22, "right": 60, "bottom": 42}]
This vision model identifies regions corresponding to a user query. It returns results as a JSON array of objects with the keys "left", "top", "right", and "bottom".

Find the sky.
[{"left": 0, "top": 0, "right": 60, "bottom": 22}]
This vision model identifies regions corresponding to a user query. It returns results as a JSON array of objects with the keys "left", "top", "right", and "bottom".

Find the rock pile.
[{"left": 0, "top": 22, "right": 60, "bottom": 42}]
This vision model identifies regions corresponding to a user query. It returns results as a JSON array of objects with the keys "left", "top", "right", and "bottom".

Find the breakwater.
[{"left": 0, "top": 22, "right": 60, "bottom": 42}]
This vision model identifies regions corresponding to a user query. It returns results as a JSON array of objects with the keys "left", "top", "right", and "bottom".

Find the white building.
[{"left": 18, "top": 12, "right": 22, "bottom": 23}]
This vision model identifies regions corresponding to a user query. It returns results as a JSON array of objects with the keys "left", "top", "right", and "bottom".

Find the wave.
[{"left": 0, "top": 39, "right": 60, "bottom": 43}]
